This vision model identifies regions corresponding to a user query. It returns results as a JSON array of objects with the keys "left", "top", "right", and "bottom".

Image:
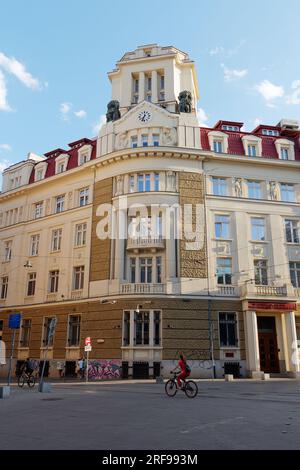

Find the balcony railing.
[
  {"left": 216, "top": 286, "right": 237, "bottom": 297},
  {"left": 294, "top": 287, "right": 300, "bottom": 298},
  {"left": 71, "top": 290, "right": 84, "bottom": 300},
  {"left": 46, "top": 293, "right": 58, "bottom": 302},
  {"left": 127, "top": 236, "right": 165, "bottom": 250},
  {"left": 255, "top": 285, "right": 287, "bottom": 296},
  {"left": 121, "top": 283, "right": 166, "bottom": 294}
]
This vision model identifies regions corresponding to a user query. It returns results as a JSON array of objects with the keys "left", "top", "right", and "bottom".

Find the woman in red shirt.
[{"left": 172, "top": 354, "right": 190, "bottom": 388}]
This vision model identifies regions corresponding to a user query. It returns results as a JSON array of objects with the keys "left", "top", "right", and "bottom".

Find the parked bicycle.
[
  {"left": 165, "top": 372, "right": 198, "bottom": 398},
  {"left": 18, "top": 371, "right": 36, "bottom": 388}
]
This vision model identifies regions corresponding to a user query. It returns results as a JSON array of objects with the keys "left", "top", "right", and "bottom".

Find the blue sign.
[{"left": 9, "top": 313, "right": 22, "bottom": 329}]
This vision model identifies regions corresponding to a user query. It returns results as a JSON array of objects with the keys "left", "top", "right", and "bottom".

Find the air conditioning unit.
[{"left": 277, "top": 119, "right": 299, "bottom": 131}]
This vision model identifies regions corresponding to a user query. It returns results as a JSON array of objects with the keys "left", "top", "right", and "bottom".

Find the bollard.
[
  {"left": 0, "top": 386, "right": 10, "bottom": 399},
  {"left": 225, "top": 374, "right": 234, "bottom": 382},
  {"left": 156, "top": 376, "right": 164, "bottom": 384}
]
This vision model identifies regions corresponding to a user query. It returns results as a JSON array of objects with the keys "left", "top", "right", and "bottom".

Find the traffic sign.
[
  {"left": 8, "top": 313, "right": 21, "bottom": 329},
  {"left": 85, "top": 345, "right": 92, "bottom": 352},
  {"left": 85, "top": 337, "right": 91, "bottom": 346}
]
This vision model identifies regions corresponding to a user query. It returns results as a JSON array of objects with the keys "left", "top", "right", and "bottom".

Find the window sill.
[
  {"left": 122, "top": 346, "right": 163, "bottom": 350},
  {"left": 65, "top": 346, "right": 80, "bottom": 349},
  {"left": 18, "top": 346, "right": 29, "bottom": 350},
  {"left": 285, "top": 242, "right": 300, "bottom": 246},
  {"left": 220, "top": 346, "right": 239, "bottom": 350},
  {"left": 50, "top": 250, "right": 61, "bottom": 254},
  {"left": 74, "top": 244, "right": 87, "bottom": 249},
  {"left": 249, "top": 240, "right": 269, "bottom": 244},
  {"left": 213, "top": 238, "right": 233, "bottom": 242},
  {"left": 40, "top": 346, "right": 54, "bottom": 350}
]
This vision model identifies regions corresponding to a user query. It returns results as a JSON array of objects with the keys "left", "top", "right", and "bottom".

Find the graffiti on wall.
[
  {"left": 172, "top": 350, "right": 213, "bottom": 370},
  {"left": 88, "top": 360, "right": 121, "bottom": 381}
]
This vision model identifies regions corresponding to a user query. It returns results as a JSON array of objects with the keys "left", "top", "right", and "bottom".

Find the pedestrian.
[{"left": 78, "top": 357, "right": 85, "bottom": 380}]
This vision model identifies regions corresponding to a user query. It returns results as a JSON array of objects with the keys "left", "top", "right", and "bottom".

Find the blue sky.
[{"left": 0, "top": 0, "right": 299, "bottom": 171}]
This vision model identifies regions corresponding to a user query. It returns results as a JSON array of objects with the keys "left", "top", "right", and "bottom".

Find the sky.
[{"left": 0, "top": 0, "right": 299, "bottom": 172}]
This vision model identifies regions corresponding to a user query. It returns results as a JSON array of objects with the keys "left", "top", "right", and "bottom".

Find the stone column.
[
  {"left": 152, "top": 70, "right": 158, "bottom": 102},
  {"left": 138, "top": 72, "right": 145, "bottom": 103},
  {"left": 244, "top": 311, "right": 261, "bottom": 374},
  {"left": 285, "top": 311, "right": 300, "bottom": 374}
]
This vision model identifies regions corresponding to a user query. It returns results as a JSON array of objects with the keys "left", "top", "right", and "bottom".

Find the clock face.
[{"left": 138, "top": 110, "right": 152, "bottom": 123}]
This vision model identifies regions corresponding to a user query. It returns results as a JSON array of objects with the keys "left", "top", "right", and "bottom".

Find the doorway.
[{"left": 257, "top": 317, "right": 280, "bottom": 373}]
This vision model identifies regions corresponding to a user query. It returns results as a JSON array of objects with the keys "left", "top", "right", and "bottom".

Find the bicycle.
[
  {"left": 18, "top": 370, "right": 36, "bottom": 388},
  {"left": 165, "top": 372, "right": 198, "bottom": 398}
]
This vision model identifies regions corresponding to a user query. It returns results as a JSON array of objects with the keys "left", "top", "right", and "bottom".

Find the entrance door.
[{"left": 257, "top": 317, "right": 279, "bottom": 373}]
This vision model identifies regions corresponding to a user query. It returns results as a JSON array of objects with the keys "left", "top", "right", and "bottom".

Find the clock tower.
[{"left": 97, "top": 44, "right": 201, "bottom": 157}]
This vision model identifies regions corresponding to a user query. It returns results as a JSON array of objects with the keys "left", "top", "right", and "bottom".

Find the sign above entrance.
[{"left": 248, "top": 302, "right": 297, "bottom": 311}]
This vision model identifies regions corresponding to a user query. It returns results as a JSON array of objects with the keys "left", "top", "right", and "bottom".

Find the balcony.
[
  {"left": 241, "top": 283, "right": 295, "bottom": 299},
  {"left": 127, "top": 236, "right": 165, "bottom": 251},
  {"left": 46, "top": 293, "right": 58, "bottom": 302},
  {"left": 215, "top": 286, "right": 237, "bottom": 297},
  {"left": 71, "top": 290, "right": 84, "bottom": 300},
  {"left": 121, "top": 283, "right": 166, "bottom": 295}
]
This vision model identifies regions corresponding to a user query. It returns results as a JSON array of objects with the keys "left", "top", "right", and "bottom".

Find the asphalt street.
[{"left": 1, "top": 380, "right": 300, "bottom": 450}]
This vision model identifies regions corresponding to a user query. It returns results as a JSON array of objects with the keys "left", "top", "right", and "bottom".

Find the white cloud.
[
  {"left": 254, "top": 80, "right": 284, "bottom": 103},
  {"left": 0, "top": 52, "right": 41, "bottom": 89},
  {"left": 74, "top": 110, "right": 87, "bottom": 119},
  {"left": 210, "top": 46, "right": 225, "bottom": 56},
  {"left": 210, "top": 40, "right": 246, "bottom": 58},
  {"left": 197, "top": 107, "right": 209, "bottom": 127},
  {"left": 0, "top": 71, "right": 11, "bottom": 111},
  {"left": 93, "top": 115, "right": 106, "bottom": 135},
  {"left": 0, "top": 144, "right": 12, "bottom": 152},
  {"left": 286, "top": 80, "right": 300, "bottom": 105},
  {"left": 60, "top": 102, "right": 72, "bottom": 121},
  {"left": 222, "top": 64, "right": 248, "bottom": 82},
  {"left": 0, "top": 158, "right": 10, "bottom": 173}
]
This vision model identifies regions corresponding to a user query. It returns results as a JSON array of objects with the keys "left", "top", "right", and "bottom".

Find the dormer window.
[
  {"left": 242, "top": 135, "right": 262, "bottom": 157},
  {"left": 78, "top": 144, "right": 92, "bottom": 166},
  {"left": 222, "top": 125, "right": 239, "bottom": 132},
  {"left": 213, "top": 141, "right": 223, "bottom": 153},
  {"left": 248, "top": 144, "right": 257, "bottom": 157},
  {"left": 262, "top": 129, "right": 279, "bottom": 136},
  {"left": 36, "top": 170, "right": 43, "bottom": 181},
  {"left": 34, "top": 161, "right": 47, "bottom": 182},
  {"left": 275, "top": 139, "right": 295, "bottom": 161},
  {"left": 55, "top": 154, "right": 69, "bottom": 175},
  {"left": 208, "top": 131, "right": 229, "bottom": 154}
]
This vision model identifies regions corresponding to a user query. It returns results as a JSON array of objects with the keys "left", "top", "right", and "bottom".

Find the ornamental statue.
[
  {"left": 106, "top": 100, "right": 121, "bottom": 123},
  {"left": 178, "top": 90, "right": 192, "bottom": 113},
  {"left": 234, "top": 178, "right": 243, "bottom": 198}
]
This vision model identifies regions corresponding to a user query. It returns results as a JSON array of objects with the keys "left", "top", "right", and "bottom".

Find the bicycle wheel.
[
  {"left": 18, "top": 375, "right": 25, "bottom": 388},
  {"left": 184, "top": 380, "right": 198, "bottom": 398},
  {"left": 28, "top": 375, "right": 35, "bottom": 388},
  {"left": 165, "top": 379, "right": 178, "bottom": 397}
]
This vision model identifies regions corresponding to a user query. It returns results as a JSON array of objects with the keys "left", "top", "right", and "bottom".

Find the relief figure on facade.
[
  {"left": 162, "top": 127, "right": 177, "bottom": 146},
  {"left": 234, "top": 178, "right": 243, "bottom": 198},
  {"left": 269, "top": 181, "right": 279, "bottom": 200}
]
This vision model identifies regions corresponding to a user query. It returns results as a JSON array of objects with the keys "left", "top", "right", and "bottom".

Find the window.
[
  {"left": 0, "top": 276, "right": 8, "bottom": 299},
  {"left": 290, "top": 262, "right": 300, "bottom": 288},
  {"left": 154, "top": 311, "right": 161, "bottom": 346},
  {"left": 156, "top": 256, "right": 162, "bottom": 284},
  {"left": 247, "top": 181, "right": 262, "bottom": 199},
  {"left": 73, "top": 266, "right": 84, "bottom": 290},
  {"left": 281, "top": 184, "right": 295, "bottom": 202},
  {"left": 146, "top": 76, "right": 152, "bottom": 101},
  {"left": 75, "top": 223, "right": 87, "bottom": 247},
  {"left": 137, "top": 174, "right": 151, "bottom": 192},
  {"left": 254, "top": 260, "right": 268, "bottom": 285},
  {"left": 51, "top": 228, "right": 62, "bottom": 252},
  {"left": 134, "top": 311, "right": 150, "bottom": 345},
  {"left": 43, "top": 317, "right": 55, "bottom": 346},
  {"left": 142, "top": 135, "right": 148, "bottom": 147},
  {"left": 49, "top": 270, "right": 59, "bottom": 293},
  {"left": 131, "top": 136, "right": 138, "bottom": 148},
  {"left": 79, "top": 153, "right": 89, "bottom": 165},
  {"left": 216, "top": 258, "right": 232, "bottom": 285},
  {"left": 123, "top": 312, "right": 130, "bottom": 346},
  {"left": 79, "top": 188, "right": 89, "bottom": 207},
  {"left": 154, "top": 173, "right": 160, "bottom": 191},
  {"left": 159, "top": 75, "right": 165, "bottom": 101},
  {"left": 27, "top": 273, "right": 36, "bottom": 296},
  {"left": 4, "top": 241, "right": 12, "bottom": 262},
  {"left": 130, "top": 258, "right": 136, "bottom": 283},
  {"left": 221, "top": 125, "right": 239, "bottom": 132},
  {"left": 215, "top": 215, "right": 230, "bottom": 239},
  {"left": 55, "top": 195, "right": 65, "bottom": 213},
  {"left": 30, "top": 234, "right": 40, "bottom": 256},
  {"left": 68, "top": 315, "right": 81, "bottom": 346},
  {"left": 251, "top": 218, "right": 266, "bottom": 241},
  {"left": 248, "top": 145, "right": 257, "bottom": 157},
  {"left": 285, "top": 220, "right": 299, "bottom": 244},
  {"left": 0, "top": 320, "right": 3, "bottom": 340},
  {"left": 20, "top": 319, "right": 31, "bottom": 347},
  {"left": 129, "top": 175, "right": 135, "bottom": 192},
  {"left": 213, "top": 141, "right": 223, "bottom": 153},
  {"left": 36, "top": 169, "right": 43, "bottom": 181},
  {"left": 280, "top": 148, "right": 289, "bottom": 160},
  {"left": 219, "top": 313, "right": 238, "bottom": 347},
  {"left": 34, "top": 202, "right": 43, "bottom": 219},
  {"left": 140, "top": 258, "right": 152, "bottom": 283},
  {"left": 132, "top": 78, "right": 139, "bottom": 103},
  {"left": 57, "top": 162, "right": 65, "bottom": 174},
  {"left": 212, "top": 177, "right": 227, "bottom": 196},
  {"left": 262, "top": 129, "right": 279, "bottom": 136},
  {"left": 153, "top": 134, "right": 160, "bottom": 147}
]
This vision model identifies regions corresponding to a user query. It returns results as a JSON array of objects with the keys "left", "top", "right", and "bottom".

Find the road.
[{"left": 1, "top": 380, "right": 300, "bottom": 450}]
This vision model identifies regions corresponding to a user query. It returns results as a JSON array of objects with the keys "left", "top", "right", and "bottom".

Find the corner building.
[{"left": 1, "top": 44, "right": 300, "bottom": 380}]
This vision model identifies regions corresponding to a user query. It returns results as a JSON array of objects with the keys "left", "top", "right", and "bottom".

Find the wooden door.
[{"left": 258, "top": 317, "right": 279, "bottom": 373}]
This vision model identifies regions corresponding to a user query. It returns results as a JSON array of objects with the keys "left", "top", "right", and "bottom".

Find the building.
[{"left": 0, "top": 44, "right": 300, "bottom": 380}]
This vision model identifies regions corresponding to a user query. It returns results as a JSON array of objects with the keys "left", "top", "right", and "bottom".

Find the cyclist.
[
  {"left": 171, "top": 353, "right": 191, "bottom": 388},
  {"left": 23, "top": 357, "right": 34, "bottom": 377}
]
